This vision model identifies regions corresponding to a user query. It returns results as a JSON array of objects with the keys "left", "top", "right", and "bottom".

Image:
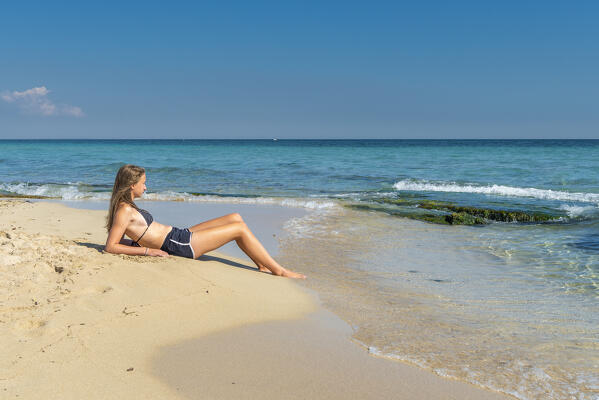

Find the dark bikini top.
[{"left": 132, "top": 208, "right": 154, "bottom": 246}]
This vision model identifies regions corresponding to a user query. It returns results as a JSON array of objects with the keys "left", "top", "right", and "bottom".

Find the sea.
[{"left": 1, "top": 139, "right": 597, "bottom": 400}]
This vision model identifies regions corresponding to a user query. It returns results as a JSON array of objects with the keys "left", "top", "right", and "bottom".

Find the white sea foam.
[
  {"left": 282, "top": 206, "right": 343, "bottom": 240},
  {"left": 147, "top": 192, "right": 339, "bottom": 210},
  {"left": 0, "top": 183, "right": 340, "bottom": 210},
  {"left": 179, "top": 194, "right": 339, "bottom": 210},
  {"left": 363, "top": 343, "right": 573, "bottom": 400},
  {"left": 559, "top": 204, "right": 599, "bottom": 217},
  {"left": 362, "top": 343, "right": 429, "bottom": 370},
  {"left": 0, "top": 182, "right": 110, "bottom": 200},
  {"left": 393, "top": 180, "right": 599, "bottom": 204}
]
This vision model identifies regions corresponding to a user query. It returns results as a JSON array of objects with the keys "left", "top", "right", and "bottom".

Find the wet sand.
[{"left": 152, "top": 308, "right": 511, "bottom": 400}]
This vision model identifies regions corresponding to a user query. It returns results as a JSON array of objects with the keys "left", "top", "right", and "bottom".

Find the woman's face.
[{"left": 130, "top": 173, "right": 147, "bottom": 199}]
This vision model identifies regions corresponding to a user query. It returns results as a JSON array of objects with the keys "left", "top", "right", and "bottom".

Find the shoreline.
[{"left": 1, "top": 199, "right": 511, "bottom": 399}]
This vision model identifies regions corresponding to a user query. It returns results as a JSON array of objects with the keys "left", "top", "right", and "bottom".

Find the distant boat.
[{"left": 272, "top": 138, "right": 278, "bottom": 141}]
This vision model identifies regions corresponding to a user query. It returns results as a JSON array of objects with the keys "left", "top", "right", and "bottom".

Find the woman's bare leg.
[
  {"left": 190, "top": 221, "right": 305, "bottom": 279},
  {"left": 188, "top": 213, "right": 269, "bottom": 272},
  {"left": 188, "top": 213, "right": 242, "bottom": 232}
]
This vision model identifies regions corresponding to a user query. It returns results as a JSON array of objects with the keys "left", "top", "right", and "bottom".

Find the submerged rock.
[
  {"left": 445, "top": 212, "right": 486, "bottom": 225},
  {"left": 346, "top": 198, "right": 559, "bottom": 225}
]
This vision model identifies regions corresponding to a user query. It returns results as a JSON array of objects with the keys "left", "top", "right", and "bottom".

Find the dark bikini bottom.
[{"left": 160, "top": 227, "right": 196, "bottom": 259}]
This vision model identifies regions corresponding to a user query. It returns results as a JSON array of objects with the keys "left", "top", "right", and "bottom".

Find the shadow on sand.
[
  {"left": 75, "top": 241, "right": 105, "bottom": 253},
  {"left": 198, "top": 254, "right": 262, "bottom": 273}
]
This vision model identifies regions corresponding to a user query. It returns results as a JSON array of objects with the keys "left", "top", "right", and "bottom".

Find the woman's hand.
[{"left": 146, "top": 248, "right": 169, "bottom": 257}]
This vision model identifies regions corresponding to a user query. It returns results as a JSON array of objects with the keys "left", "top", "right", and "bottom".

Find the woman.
[{"left": 104, "top": 164, "right": 306, "bottom": 279}]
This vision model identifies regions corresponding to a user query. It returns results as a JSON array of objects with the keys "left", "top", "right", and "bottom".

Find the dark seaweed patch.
[
  {"left": 346, "top": 198, "right": 560, "bottom": 225},
  {"left": 0, "top": 193, "right": 53, "bottom": 199}
]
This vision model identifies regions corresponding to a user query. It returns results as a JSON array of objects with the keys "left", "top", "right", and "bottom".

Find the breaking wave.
[{"left": 393, "top": 180, "right": 599, "bottom": 204}]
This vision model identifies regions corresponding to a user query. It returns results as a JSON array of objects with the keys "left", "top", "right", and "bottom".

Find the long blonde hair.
[{"left": 106, "top": 164, "right": 145, "bottom": 232}]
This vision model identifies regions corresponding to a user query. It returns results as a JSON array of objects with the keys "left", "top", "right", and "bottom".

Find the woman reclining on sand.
[{"left": 104, "top": 164, "right": 306, "bottom": 279}]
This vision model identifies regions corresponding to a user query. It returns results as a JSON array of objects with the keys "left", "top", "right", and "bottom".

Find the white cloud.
[{"left": 1, "top": 86, "right": 84, "bottom": 117}]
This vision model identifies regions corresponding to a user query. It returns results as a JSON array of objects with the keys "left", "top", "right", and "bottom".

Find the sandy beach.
[{"left": 1, "top": 200, "right": 511, "bottom": 399}]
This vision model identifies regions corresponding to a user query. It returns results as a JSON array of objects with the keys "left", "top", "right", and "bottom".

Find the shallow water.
[{"left": 279, "top": 207, "right": 599, "bottom": 399}]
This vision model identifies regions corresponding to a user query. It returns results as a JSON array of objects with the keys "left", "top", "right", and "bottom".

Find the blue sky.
[{"left": 0, "top": 1, "right": 597, "bottom": 139}]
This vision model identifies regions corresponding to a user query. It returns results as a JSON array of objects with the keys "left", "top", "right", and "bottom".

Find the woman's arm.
[{"left": 105, "top": 207, "right": 150, "bottom": 256}]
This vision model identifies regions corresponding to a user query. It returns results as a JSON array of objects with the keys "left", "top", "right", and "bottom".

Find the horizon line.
[{"left": 1, "top": 138, "right": 599, "bottom": 141}]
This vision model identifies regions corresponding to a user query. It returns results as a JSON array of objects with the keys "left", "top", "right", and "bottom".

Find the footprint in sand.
[
  {"left": 77, "top": 285, "right": 113, "bottom": 295},
  {"left": 13, "top": 318, "right": 47, "bottom": 335}
]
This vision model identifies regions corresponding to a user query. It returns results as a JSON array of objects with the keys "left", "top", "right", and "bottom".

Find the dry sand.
[{"left": 0, "top": 200, "right": 511, "bottom": 399}]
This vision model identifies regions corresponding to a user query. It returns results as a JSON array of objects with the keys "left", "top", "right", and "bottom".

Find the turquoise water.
[
  {"left": 1, "top": 140, "right": 598, "bottom": 213},
  {"left": 1, "top": 139, "right": 598, "bottom": 399}
]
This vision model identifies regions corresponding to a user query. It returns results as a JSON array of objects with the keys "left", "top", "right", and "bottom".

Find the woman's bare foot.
[
  {"left": 255, "top": 261, "right": 305, "bottom": 279},
  {"left": 280, "top": 269, "right": 306, "bottom": 279}
]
